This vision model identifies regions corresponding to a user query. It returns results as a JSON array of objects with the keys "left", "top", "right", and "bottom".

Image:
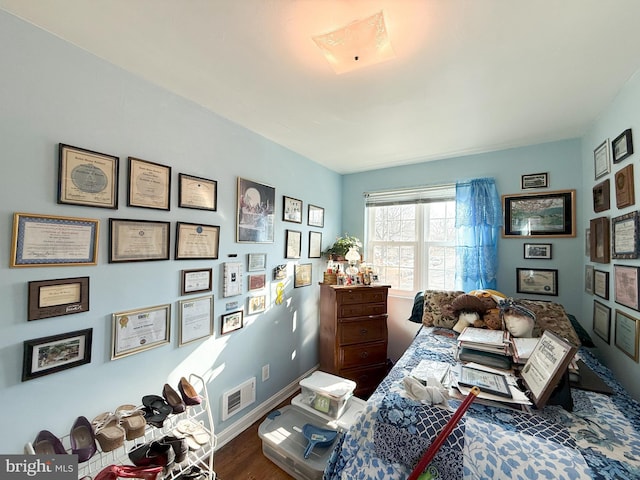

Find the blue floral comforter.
[{"left": 323, "top": 327, "right": 640, "bottom": 480}]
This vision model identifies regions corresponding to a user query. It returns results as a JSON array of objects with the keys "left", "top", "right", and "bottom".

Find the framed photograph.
[
  {"left": 223, "top": 262, "right": 243, "bottom": 298},
  {"left": 458, "top": 366, "right": 511, "bottom": 398},
  {"left": 594, "top": 270, "right": 609, "bottom": 300},
  {"left": 221, "top": 310, "right": 244, "bottom": 335},
  {"left": 178, "top": 295, "right": 213, "bottom": 346},
  {"left": 520, "top": 330, "right": 578, "bottom": 408},
  {"left": 178, "top": 173, "right": 217, "bottom": 211},
  {"left": 127, "top": 157, "right": 171, "bottom": 210},
  {"left": 614, "top": 264, "right": 640, "bottom": 311},
  {"left": 502, "top": 190, "right": 576, "bottom": 237},
  {"left": 592, "top": 179, "right": 610, "bottom": 213},
  {"left": 237, "top": 177, "right": 275, "bottom": 243},
  {"left": 516, "top": 268, "right": 558, "bottom": 296},
  {"left": 590, "top": 217, "right": 610, "bottom": 264},
  {"left": 283, "top": 196, "right": 303, "bottom": 223},
  {"left": 286, "top": 230, "right": 302, "bottom": 259},
  {"left": 175, "top": 222, "right": 220, "bottom": 260},
  {"left": 111, "top": 304, "right": 171, "bottom": 360},
  {"left": 612, "top": 128, "right": 633, "bottom": 164},
  {"left": 309, "top": 231, "right": 322, "bottom": 258},
  {"left": 294, "top": 263, "right": 312, "bottom": 288},
  {"left": 181, "top": 268, "right": 212, "bottom": 296},
  {"left": 615, "top": 164, "right": 635, "bottom": 208},
  {"left": 247, "top": 253, "right": 267, "bottom": 272},
  {"left": 612, "top": 211, "right": 639, "bottom": 259},
  {"left": 22, "top": 328, "right": 93, "bottom": 382},
  {"left": 109, "top": 218, "right": 170, "bottom": 263},
  {"left": 615, "top": 309, "right": 640, "bottom": 361},
  {"left": 593, "top": 301, "right": 611, "bottom": 343},
  {"left": 248, "top": 295, "right": 266, "bottom": 315},
  {"left": 308, "top": 204, "right": 325, "bottom": 228},
  {"left": 58, "top": 143, "right": 119, "bottom": 209},
  {"left": 28, "top": 277, "right": 89, "bottom": 321},
  {"left": 11, "top": 213, "right": 99, "bottom": 268},
  {"left": 248, "top": 273, "right": 266, "bottom": 291},
  {"left": 523, "top": 243, "right": 552, "bottom": 259},
  {"left": 274, "top": 264, "right": 287, "bottom": 280},
  {"left": 521, "top": 172, "right": 548, "bottom": 189},
  {"left": 594, "top": 139, "right": 611, "bottom": 180},
  {"left": 585, "top": 265, "right": 594, "bottom": 294}
]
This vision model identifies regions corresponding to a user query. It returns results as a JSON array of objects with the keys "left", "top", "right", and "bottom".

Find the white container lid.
[
  {"left": 299, "top": 371, "right": 356, "bottom": 399},
  {"left": 291, "top": 394, "right": 366, "bottom": 431}
]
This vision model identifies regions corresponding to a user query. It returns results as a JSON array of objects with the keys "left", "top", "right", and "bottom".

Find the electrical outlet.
[{"left": 262, "top": 364, "right": 270, "bottom": 382}]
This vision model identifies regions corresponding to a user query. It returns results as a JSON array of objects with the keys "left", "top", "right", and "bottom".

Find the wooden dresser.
[{"left": 319, "top": 284, "right": 390, "bottom": 399}]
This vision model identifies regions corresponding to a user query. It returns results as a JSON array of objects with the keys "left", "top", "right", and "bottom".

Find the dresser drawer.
[
  {"left": 335, "top": 288, "right": 387, "bottom": 305},
  {"left": 339, "top": 341, "right": 387, "bottom": 369},
  {"left": 338, "top": 302, "right": 386, "bottom": 318},
  {"left": 339, "top": 364, "right": 388, "bottom": 398},
  {"left": 338, "top": 318, "right": 387, "bottom": 345}
]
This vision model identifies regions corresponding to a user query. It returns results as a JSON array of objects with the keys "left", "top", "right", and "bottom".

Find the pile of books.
[{"left": 456, "top": 327, "right": 512, "bottom": 370}]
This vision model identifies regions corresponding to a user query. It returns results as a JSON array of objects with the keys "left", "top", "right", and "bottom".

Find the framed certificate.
[
  {"left": 612, "top": 128, "right": 633, "bottom": 163},
  {"left": 178, "top": 173, "right": 217, "bottom": 211},
  {"left": 309, "top": 231, "right": 322, "bottom": 258},
  {"left": 28, "top": 277, "right": 89, "bottom": 321},
  {"left": 615, "top": 309, "right": 639, "bottom": 361},
  {"left": 175, "top": 222, "right": 220, "bottom": 260},
  {"left": 613, "top": 211, "right": 639, "bottom": 259},
  {"left": 111, "top": 304, "right": 171, "bottom": 360},
  {"left": 58, "top": 143, "right": 119, "bottom": 209},
  {"left": 593, "top": 300, "right": 611, "bottom": 343},
  {"left": 615, "top": 164, "right": 635, "bottom": 209},
  {"left": 179, "top": 295, "right": 214, "bottom": 346},
  {"left": 181, "top": 268, "right": 212, "bottom": 296},
  {"left": 458, "top": 366, "right": 511, "bottom": 398},
  {"left": 109, "top": 218, "right": 170, "bottom": 263},
  {"left": 247, "top": 253, "right": 267, "bottom": 271},
  {"left": 594, "top": 139, "right": 611, "bottom": 180},
  {"left": 516, "top": 268, "right": 558, "bottom": 296},
  {"left": 614, "top": 264, "right": 640, "bottom": 311},
  {"left": 590, "top": 216, "right": 611, "bottom": 264},
  {"left": 127, "top": 157, "right": 171, "bottom": 210},
  {"left": 11, "top": 213, "right": 99, "bottom": 267},
  {"left": 22, "top": 328, "right": 92, "bottom": 381}
]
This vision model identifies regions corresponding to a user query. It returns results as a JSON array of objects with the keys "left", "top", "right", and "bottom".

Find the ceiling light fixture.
[{"left": 312, "top": 10, "right": 395, "bottom": 74}]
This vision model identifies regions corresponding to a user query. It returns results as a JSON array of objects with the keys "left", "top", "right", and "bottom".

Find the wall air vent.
[{"left": 221, "top": 377, "right": 256, "bottom": 421}]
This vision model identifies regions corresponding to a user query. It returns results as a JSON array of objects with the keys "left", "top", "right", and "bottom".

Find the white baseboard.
[{"left": 214, "top": 365, "right": 318, "bottom": 450}]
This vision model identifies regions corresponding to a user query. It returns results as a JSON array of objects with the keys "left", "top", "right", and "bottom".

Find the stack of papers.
[
  {"left": 457, "top": 327, "right": 511, "bottom": 355},
  {"left": 452, "top": 362, "right": 532, "bottom": 408},
  {"left": 411, "top": 359, "right": 451, "bottom": 386},
  {"left": 511, "top": 337, "right": 540, "bottom": 364}
]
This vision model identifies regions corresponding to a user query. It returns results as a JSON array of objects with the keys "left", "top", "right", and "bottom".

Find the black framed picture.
[
  {"left": 237, "top": 177, "right": 275, "bottom": 243},
  {"left": 593, "top": 300, "right": 611, "bottom": 343},
  {"left": 308, "top": 204, "right": 325, "bottom": 227},
  {"left": 285, "top": 230, "right": 302, "bottom": 259},
  {"left": 523, "top": 243, "right": 552, "bottom": 259},
  {"left": 178, "top": 173, "right": 217, "bottom": 211},
  {"left": 516, "top": 268, "right": 558, "bottom": 296},
  {"left": 502, "top": 190, "right": 576, "bottom": 237},
  {"left": 283, "top": 196, "right": 303, "bottom": 223},
  {"left": 22, "top": 329, "right": 93, "bottom": 381},
  {"left": 127, "top": 157, "right": 171, "bottom": 210},
  {"left": 612, "top": 128, "right": 633, "bottom": 163}
]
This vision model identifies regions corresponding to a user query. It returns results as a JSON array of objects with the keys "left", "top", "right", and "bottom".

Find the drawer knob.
[
  {"left": 360, "top": 351, "right": 369, "bottom": 359},
  {"left": 360, "top": 328, "right": 368, "bottom": 335}
]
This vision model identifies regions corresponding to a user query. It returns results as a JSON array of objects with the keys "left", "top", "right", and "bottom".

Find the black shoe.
[
  {"left": 161, "top": 435, "right": 188, "bottom": 463},
  {"left": 129, "top": 440, "right": 175, "bottom": 469}
]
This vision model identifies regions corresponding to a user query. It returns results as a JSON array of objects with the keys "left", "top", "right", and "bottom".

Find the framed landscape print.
[
  {"left": 283, "top": 196, "right": 302, "bottom": 223},
  {"left": 248, "top": 273, "right": 266, "bottom": 291},
  {"left": 612, "top": 128, "right": 633, "bottom": 164},
  {"left": 22, "top": 328, "right": 93, "bottom": 381},
  {"left": 594, "top": 139, "right": 611, "bottom": 180},
  {"left": 308, "top": 204, "right": 325, "bottom": 227},
  {"left": 521, "top": 172, "right": 548, "bottom": 189},
  {"left": 523, "top": 243, "right": 552, "bottom": 259},
  {"left": 516, "top": 268, "right": 558, "bottom": 296},
  {"left": 593, "top": 301, "right": 611, "bottom": 343},
  {"left": 127, "top": 157, "right": 171, "bottom": 211},
  {"left": 237, "top": 177, "right": 275, "bottom": 243},
  {"left": 58, "top": 143, "right": 119, "bottom": 209},
  {"left": 502, "top": 190, "right": 576, "bottom": 237},
  {"left": 178, "top": 173, "right": 217, "bottom": 211},
  {"left": 614, "top": 264, "right": 640, "bottom": 311},
  {"left": 612, "top": 211, "right": 639, "bottom": 259}
]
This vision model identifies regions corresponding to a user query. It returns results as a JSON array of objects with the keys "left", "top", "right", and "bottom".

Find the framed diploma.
[
  {"left": 111, "top": 304, "right": 171, "bottom": 360},
  {"left": 178, "top": 173, "right": 217, "bottom": 211},
  {"left": 22, "top": 328, "right": 92, "bottom": 381},
  {"left": 109, "top": 218, "right": 170, "bottom": 263},
  {"left": 175, "top": 222, "right": 220, "bottom": 260},
  {"left": 516, "top": 268, "right": 558, "bottom": 296},
  {"left": 11, "top": 213, "right": 99, "bottom": 268},
  {"left": 247, "top": 253, "right": 267, "bottom": 271},
  {"left": 58, "top": 143, "right": 119, "bottom": 209},
  {"left": 615, "top": 164, "right": 635, "bottom": 209},
  {"left": 615, "top": 309, "right": 639, "bottom": 361},
  {"left": 221, "top": 310, "right": 243, "bottom": 335},
  {"left": 28, "top": 277, "right": 89, "bottom": 321},
  {"left": 612, "top": 211, "right": 639, "bottom": 259},
  {"left": 127, "top": 157, "right": 171, "bottom": 210},
  {"left": 309, "top": 231, "right": 322, "bottom": 258},
  {"left": 594, "top": 139, "right": 611, "bottom": 180},
  {"left": 179, "top": 295, "right": 214, "bottom": 346},
  {"left": 458, "top": 366, "right": 512, "bottom": 398},
  {"left": 520, "top": 330, "right": 578, "bottom": 408},
  {"left": 593, "top": 300, "right": 611, "bottom": 344},
  {"left": 181, "top": 268, "right": 212, "bottom": 296},
  {"left": 614, "top": 264, "right": 640, "bottom": 311},
  {"left": 593, "top": 269, "right": 609, "bottom": 299}
]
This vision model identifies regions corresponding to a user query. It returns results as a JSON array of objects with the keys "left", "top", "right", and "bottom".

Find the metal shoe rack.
[{"left": 56, "top": 374, "right": 215, "bottom": 479}]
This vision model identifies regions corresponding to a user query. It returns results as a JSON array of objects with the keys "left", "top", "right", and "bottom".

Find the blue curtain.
[{"left": 455, "top": 178, "right": 502, "bottom": 291}]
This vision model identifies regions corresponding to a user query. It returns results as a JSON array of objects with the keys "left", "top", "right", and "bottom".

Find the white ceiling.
[{"left": 3, "top": 0, "right": 640, "bottom": 174}]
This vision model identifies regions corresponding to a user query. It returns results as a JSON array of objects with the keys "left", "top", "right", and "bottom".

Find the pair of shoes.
[
  {"left": 92, "top": 413, "right": 125, "bottom": 452},
  {"left": 33, "top": 430, "right": 66, "bottom": 455},
  {"left": 128, "top": 440, "right": 175, "bottom": 469},
  {"left": 142, "top": 395, "right": 173, "bottom": 428},
  {"left": 70, "top": 416, "right": 97, "bottom": 462},
  {"left": 181, "top": 465, "right": 207, "bottom": 480},
  {"left": 94, "top": 465, "right": 162, "bottom": 480},
  {"left": 172, "top": 420, "right": 210, "bottom": 451},
  {"left": 162, "top": 384, "right": 186, "bottom": 414},
  {"left": 160, "top": 435, "right": 188, "bottom": 463},
  {"left": 178, "top": 377, "right": 202, "bottom": 406},
  {"left": 115, "top": 404, "right": 147, "bottom": 440}
]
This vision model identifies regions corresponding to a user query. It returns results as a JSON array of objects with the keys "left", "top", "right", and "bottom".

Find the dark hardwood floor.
[{"left": 214, "top": 394, "right": 296, "bottom": 480}]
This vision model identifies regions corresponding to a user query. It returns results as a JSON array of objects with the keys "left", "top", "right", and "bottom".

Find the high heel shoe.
[
  {"left": 92, "top": 413, "right": 125, "bottom": 452},
  {"left": 115, "top": 405, "right": 146, "bottom": 440},
  {"left": 178, "top": 377, "right": 202, "bottom": 406},
  {"left": 33, "top": 430, "right": 66, "bottom": 455},
  {"left": 70, "top": 416, "right": 97, "bottom": 462},
  {"left": 162, "top": 384, "right": 186, "bottom": 414},
  {"left": 94, "top": 465, "right": 162, "bottom": 480}
]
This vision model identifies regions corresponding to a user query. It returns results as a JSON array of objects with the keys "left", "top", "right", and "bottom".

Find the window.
[{"left": 365, "top": 185, "right": 456, "bottom": 296}]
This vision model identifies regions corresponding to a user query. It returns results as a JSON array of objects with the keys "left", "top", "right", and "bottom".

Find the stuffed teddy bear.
[
  {"left": 482, "top": 308, "right": 503, "bottom": 330},
  {"left": 451, "top": 294, "right": 487, "bottom": 333}
]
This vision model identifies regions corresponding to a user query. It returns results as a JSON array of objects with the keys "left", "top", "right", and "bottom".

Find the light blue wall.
[
  {"left": 342, "top": 140, "right": 584, "bottom": 315},
  {"left": 581, "top": 69, "right": 640, "bottom": 400},
  {"left": 0, "top": 10, "right": 342, "bottom": 454}
]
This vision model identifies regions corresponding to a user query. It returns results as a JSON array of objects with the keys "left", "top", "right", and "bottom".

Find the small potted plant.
[{"left": 323, "top": 234, "right": 362, "bottom": 261}]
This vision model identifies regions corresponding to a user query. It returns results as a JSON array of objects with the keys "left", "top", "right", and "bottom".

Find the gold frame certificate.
[
  {"left": 112, "top": 304, "right": 171, "bottom": 359},
  {"left": 175, "top": 222, "right": 220, "bottom": 260},
  {"left": 127, "top": 157, "right": 171, "bottom": 210},
  {"left": 179, "top": 295, "right": 214, "bottom": 346},
  {"left": 109, "top": 219, "right": 170, "bottom": 263}
]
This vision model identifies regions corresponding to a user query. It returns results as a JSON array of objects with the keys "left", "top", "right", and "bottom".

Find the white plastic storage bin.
[{"left": 299, "top": 371, "right": 356, "bottom": 419}]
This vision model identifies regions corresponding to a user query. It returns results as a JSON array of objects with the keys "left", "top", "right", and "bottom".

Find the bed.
[{"left": 323, "top": 294, "right": 640, "bottom": 480}]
